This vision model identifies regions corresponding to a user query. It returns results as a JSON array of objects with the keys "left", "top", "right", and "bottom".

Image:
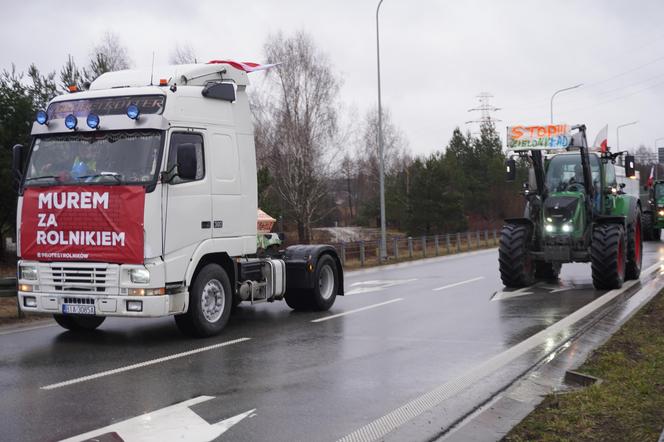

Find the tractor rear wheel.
[
  {"left": 499, "top": 223, "right": 534, "bottom": 287},
  {"left": 591, "top": 224, "right": 626, "bottom": 290},
  {"left": 534, "top": 262, "right": 561, "bottom": 280},
  {"left": 625, "top": 209, "right": 643, "bottom": 280},
  {"left": 642, "top": 212, "right": 654, "bottom": 241}
]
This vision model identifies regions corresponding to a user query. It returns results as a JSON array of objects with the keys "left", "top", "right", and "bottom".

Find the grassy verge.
[{"left": 505, "top": 290, "right": 664, "bottom": 442}]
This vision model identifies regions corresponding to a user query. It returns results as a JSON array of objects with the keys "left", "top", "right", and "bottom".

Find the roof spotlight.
[
  {"left": 127, "top": 104, "right": 140, "bottom": 120},
  {"left": 36, "top": 110, "right": 48, "bottom": 125},
  {"left": 87, "top": 113, "right": 100, "bottom": 129},
  {"left": 64, "top": 114, "right": 78, "bottom": 130}
]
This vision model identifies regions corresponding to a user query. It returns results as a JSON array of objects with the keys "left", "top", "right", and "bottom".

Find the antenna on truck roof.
[{"left": 150, "top": 51, "right": 155, "bottom": 86}]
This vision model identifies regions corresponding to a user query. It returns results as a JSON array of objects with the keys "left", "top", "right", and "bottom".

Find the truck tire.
[
  {"left": 175, "top": 263, "right": 232, "bottom": 338},
  {"left": 534, "top": 262, "right": 560, "bottom": 280},
  {"left": 285, "top": 254, "right": 339, "bottom": 311},
  {"left": 654, "top": 228, "right": 661, "bottom": 241},
  {"left": 625, "top": 210, "right": 643, "bottom": 280},
  {"left": 53, "top": 314, "right": 105, "bottom": 331},
  {"left": 499, "top": 223, "right": 534, "bottom": 288},
  {"left": 591, "top": 224, "right": 626, "bottom": 290},
  {"left": 310, "top": 254, "right": 339, "bottom": 311},
  {"left": 642, "top": 212, "right": 654, "bottom": 241}
]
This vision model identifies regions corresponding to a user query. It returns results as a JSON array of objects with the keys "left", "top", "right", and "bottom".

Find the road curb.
[{"left": 439, "top": 266, "right": 664, "bottom": 442}]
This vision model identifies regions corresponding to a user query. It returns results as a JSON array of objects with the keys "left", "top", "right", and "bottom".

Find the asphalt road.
[{"left": 1, "top": 243, "right": 663, "bottom": 442}]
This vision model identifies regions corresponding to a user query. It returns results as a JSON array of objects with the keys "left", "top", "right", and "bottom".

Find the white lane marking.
[
  {"left": 41, "top": 337, "right": 251, "bottom": 390},
  {"left": 61, "top": 396, "right": 254, "bottom": 442},
  {"left": 345, "top": 279, "right": 418, "bottom": 296},
  {"left": 311, "top": 299, "right": 403, "bottom": 323},
  {"left": 0, "top": 322, "right": 56, "bottom": 336},
  {"left": 432, "top": 277, "right": 485, "bottom": 292},
  {"left": 338, "top": 260, "right": 663, "bottom": 442},
  {"left": 491, "top": 285, "right": 534, "bottom": 301}
]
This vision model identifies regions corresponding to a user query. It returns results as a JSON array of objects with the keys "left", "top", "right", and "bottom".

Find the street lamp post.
[
  {"left": 376, "top": 0, "right": 387, "bottom": 261},
  {"left": 550, "top": 83, "right": 583, "bottom": 124},
  {"left": 616, "top": 121, "right": 638, "bottom": 150}
]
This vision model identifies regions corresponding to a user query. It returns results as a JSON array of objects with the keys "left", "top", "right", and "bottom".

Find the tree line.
[{"left": 0, "top": 30, "right": 523, "bottom": 255}]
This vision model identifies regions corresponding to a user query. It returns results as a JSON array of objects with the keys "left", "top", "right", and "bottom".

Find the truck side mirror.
[
  {"left": 12, "top": 144, "right": 24, "bottom": 192},
  {"left": 176, "top": 145, "right": 198, "bottom": 180},
  {"left": 624, "top": 154, "right": 636, "bottom": 178},
  {"left": 505, "top": 158, "right": 517, "bottom": 182}
]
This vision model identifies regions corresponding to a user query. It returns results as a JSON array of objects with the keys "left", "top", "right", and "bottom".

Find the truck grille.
[
  {"left": 38, "top": 263, "right": 120, "bottom": 294},
  {"left": 63, "top": 297, "right": 95, "bottom": 305}
]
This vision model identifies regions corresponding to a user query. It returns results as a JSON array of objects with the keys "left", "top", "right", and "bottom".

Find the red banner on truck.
[{"left": 20, "top": 186, "right": 145, "bottom": 264}]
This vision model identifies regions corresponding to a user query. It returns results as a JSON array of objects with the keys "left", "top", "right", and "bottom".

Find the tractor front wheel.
[
  {"left": 591, "top": 224, "right": 626, "bottom": 290},
  {"left": 499, "top": 223, "right": 534, "bottom": 288},
  {"left": 625, "top": 210, "right": 643, "bottom": 280}
]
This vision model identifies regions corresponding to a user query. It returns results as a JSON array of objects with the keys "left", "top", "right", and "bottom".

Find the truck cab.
[{"left": 14, "top": 63, "right": 343, "bottom": 337}]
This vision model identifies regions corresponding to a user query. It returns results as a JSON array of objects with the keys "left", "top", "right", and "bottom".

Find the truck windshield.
[
  {"left": 545, "top": 154, "right": 600, "bottom": 192},
  {"left": 24, "top": 130, "right": 163, "bottom": 187},
  {"left": 655, "top": 184, "right": 664, "bottom": 200}
]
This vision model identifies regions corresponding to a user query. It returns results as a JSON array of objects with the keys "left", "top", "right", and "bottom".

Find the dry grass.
[{"left": 505, "top": 291, "right": 664, "bottom": 442}]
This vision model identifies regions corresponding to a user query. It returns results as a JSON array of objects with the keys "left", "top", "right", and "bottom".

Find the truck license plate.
[{"left": 62, "top": 304, "right": 95, "bottom": 315}]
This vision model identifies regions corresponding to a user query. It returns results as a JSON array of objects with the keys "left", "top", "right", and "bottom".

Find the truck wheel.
[
  {"left": 285, "top": 254, "right": 339, "bottom": 311},
  {"left": 654, "top": 228, "right": 661, "bottom": 241},
  {"left": 534, "top": 262, "right": 560, "bottom": 280},
  {"left": 499, "top": 223, "right": 534, "bottom": 287},
  {"left": 53, "top": 314, "right": 105, "bottom": 331},
  {"left": 591, "top": 224, "right": 626, "bottom": 290},
  {"left": 311, "top": 255, "right": 339, "bottom": 311},
  {"left": 174, "top": 264, "right": 232, "bottom": 338},
  {"left": 625, "top": 211, "right": 643, "bottom": 280},
  {"left": 642, "top": 212, "right": 654, "bottom": 241}
]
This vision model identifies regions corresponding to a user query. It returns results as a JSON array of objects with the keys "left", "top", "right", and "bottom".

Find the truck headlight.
[
  {"left": 659, "top": 210, "right": 664, "bottom": 217},
  {"left": 20, "top": 266, "right": 38, "bottom": 281},
  {"left": 562, "top": 223, "right": 573, "bottom": 233},
  {"left": 129, "top": 268, "right": 150, "bottom": 284},
  {"left": 545, "top": 224, "right": 555, "bottom": 233}
]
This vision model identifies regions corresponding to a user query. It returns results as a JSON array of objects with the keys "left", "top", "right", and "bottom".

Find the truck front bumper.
[{"left": 17, "top": 291, "right": 187, "bottom": 318}]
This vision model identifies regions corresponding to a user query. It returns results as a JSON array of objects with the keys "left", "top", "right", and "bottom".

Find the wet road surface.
[{"left": 1, "top": 243, "right": 663, "bottom": 441}]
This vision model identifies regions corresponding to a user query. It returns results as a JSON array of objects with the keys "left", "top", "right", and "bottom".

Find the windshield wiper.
[
  {"left": 24, "top": 175, "right": 61, "bottom": 183},
  {"left": 78, "top": 172, "right": 123, "bottom": 183}
]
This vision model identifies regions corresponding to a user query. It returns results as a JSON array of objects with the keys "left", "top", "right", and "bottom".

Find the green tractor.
[
  {"left": 641, "top": 179, "right": 664, "bottom": 241},
  {"left": 500, "top": 124, "right": 641, "bottom": 290}
]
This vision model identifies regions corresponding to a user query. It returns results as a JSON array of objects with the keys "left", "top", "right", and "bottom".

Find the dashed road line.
[
  {"left": 311, "top": 299, "right": 403, "bottom": 323},
  {"left": 432, "top": 276, "right": 485, "bottom": 292},
  {"left": 41, "top": 337, "right": 251, "bottom": 390}
]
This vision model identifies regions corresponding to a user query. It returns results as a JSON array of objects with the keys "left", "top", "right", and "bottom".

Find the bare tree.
[
  {"left": 254, "top": 31, "right": 342, "bottom": 243},
  {"left": 83, "top": 31, "right": 132, "bottom": 84},
  {"left": 170, "top": 43, "right": 198, "bottom": 64}
]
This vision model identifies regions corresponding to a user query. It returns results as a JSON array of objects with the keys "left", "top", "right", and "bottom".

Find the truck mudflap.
[{"left": 282, "top": 244, "right": 344, "bottom": 295}]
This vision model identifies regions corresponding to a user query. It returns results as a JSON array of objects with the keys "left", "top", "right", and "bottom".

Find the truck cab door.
[{"left": 163, "top": 130, "right": 212, "bottom": 278}]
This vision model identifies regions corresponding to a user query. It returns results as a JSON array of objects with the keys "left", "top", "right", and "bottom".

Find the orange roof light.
[
  {"left": 159, "top": 79, "right": 168, "bottom": 86},
  {"left": 67, "top": 85, "right": 79, "bottom": 93}
]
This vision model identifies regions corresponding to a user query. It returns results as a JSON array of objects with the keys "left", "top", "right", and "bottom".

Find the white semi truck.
[{"left": 12, "top": 62, "right": 344, "bottom": 337}]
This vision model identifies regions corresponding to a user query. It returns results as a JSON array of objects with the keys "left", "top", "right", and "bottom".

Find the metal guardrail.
[
  {"left": 0, "top": 277, "right": 17, "bottom": 298},
  {"left": 332, "top": 229, "right": 500, "bottom": 268}
]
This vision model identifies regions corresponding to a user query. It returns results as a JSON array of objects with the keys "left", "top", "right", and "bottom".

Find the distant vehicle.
[
  {"left": 12, "top": 62, "right": 344, "bottom": 337},
  {"left": 500, "top": 124, "right": 640, "bottom": 290}
]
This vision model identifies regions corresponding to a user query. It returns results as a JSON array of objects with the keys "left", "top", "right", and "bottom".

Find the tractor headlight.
[
  {"left": 129, "top": 268, "right": 150, "bottom": 284},
  {"left": 20, "top": 265, "right": 38, "bottom": 281},
  {"left": 545, "top": 224, "right": 555, "bottom": 233},
  {"left": 562, "top": 223, "right": 573, "bottom": 233}
]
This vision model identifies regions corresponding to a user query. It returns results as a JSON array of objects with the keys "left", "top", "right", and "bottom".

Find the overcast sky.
[{"left": 2, "top": 0, "right": 664, "bottom": 157}]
